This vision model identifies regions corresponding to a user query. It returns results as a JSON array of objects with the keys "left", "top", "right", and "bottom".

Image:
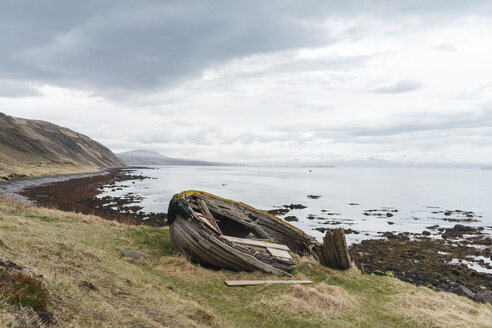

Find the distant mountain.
[
  {"left": 117, "top": 149, "right": 226, "bottom": 166},
  {"left": 0, "top": 113, "right": 125, "bottom": 179}
]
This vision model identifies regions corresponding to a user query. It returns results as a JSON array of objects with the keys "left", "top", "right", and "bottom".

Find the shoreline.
[
  {"left": 0, "top": 169, "right": 113, "bottom": 203},
  {"left": 1, "top": 167, "right": 167, "bottom": 226},
  {"left": 2, "top": 167, "right": 491, "bottom": 303}
]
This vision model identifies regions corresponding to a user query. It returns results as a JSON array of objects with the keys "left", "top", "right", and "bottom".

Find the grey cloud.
[
  {"left": 371, "top": 79, "right": 424, "bottom": 94},
  {"left": 0, "top": 81, "right": 41, "bottom": 98},
  {"left": 271, "top": 108, "right": 492, "bottom": 142},
  {"left": 1, "top": 1, "right": 492, "bottom": 100}
]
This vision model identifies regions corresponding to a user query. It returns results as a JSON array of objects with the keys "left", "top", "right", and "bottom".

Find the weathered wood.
[
  {"left": 266, "top": 247, "right": 293, "bottom": 259},
  {"left": 171, "top": 214, "right": 291, "bottom": 275},
  {"left": 225, "top": 280, "right": 313, "bottom": 287},
  {"left": 196, "top": 213, "right": 220, "bottom": 234},
  {"left": 168, "top": 190, "right": 321, "bottom": 275},
  {"left": 198, "top": 199, "right": 222, "bottom": 234},
  {"left": 319, "top": 228, "right": 351, "bottom": 270},
  {"left": 206, "top": 204, "right": 271, "bottom": 239},
  {"left": 222, "top": 236, "right": 290, "bottom": 251}
]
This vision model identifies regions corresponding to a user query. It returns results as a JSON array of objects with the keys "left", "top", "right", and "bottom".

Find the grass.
[
  {"left": 0, "top": 196, "right": 491, "bottom": 327},
  {"left": 0, "top": 270, "right": 49, "bottom": 311}
]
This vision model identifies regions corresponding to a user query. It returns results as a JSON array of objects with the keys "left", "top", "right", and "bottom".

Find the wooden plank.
[
  {"left": 222, "top": 235, "right": 290, "bottom": 251},
  {"left": 319, "top": 228, "right": 351, "bottom": 270},
  {"left": 196, "top": 213, "right": 220, "bottom": 234},
  {"left": 267, "top": 247, "right": 293, "bottom": 259},
  {"left": 225, "top": 280, "right": 313, "bottom": 287},
  {"left": 200, "top": 198, "right": 271, "bottom": 239},
  {"left": 198, "top": 199, "right": 222, "bottom": 234}
]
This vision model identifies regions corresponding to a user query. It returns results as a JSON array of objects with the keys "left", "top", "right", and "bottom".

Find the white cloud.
[{"left": 2, "top": 2, "right": 492, "bottom": 165}]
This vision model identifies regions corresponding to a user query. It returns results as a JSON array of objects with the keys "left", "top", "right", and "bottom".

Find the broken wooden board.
[
  {"left": 196, "top": 213, "right": 221, "bottom": 234},
  {"left": 225, "top": 280, "right": 313, "bottom": 287},
  {"left": 266, "top": 247, "right": 293, "bottom": 259},
  {"left": 222, "top": 235, "right": 290, "bottom": 251},
  {"left": 198, "top": 199, "right": 222, "bottom": 233}
]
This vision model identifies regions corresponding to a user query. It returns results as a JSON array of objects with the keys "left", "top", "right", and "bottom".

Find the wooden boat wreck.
[{"left": 167, "top": 190, "right": 322, "bottom": 275}]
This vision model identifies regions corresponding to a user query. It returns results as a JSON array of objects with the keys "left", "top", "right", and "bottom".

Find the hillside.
[
  {"left": 118, "top": 149, "right": 226, "bottom": 166},
  {"left": 0, "top": 197, "right": 490, "bottom": 327},
  {"left": 0, "top": 113, "right": 125, "bottom": 180}
]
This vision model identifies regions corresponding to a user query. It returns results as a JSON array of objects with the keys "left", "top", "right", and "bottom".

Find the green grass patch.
[
  {"left": 126, "top": 226, "right": 173, "bottom": 258},
  {"left": 0, "top": 269, "right": 49, "bottom": 311},
  {"left": 25, "top": 214, "right": 58, "bottom": 222}
]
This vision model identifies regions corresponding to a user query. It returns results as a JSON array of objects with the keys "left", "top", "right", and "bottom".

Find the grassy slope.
[
  {"left": 0, "top": 197, "right": 490, "bottom": 328},
  {"left": 0, "top": 163, "right": 101, "bottom": 180}
]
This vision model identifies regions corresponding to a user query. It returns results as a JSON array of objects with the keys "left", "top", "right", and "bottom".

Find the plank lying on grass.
[{"left": 225, "top": 280, "right": 313, "bottom": 287}]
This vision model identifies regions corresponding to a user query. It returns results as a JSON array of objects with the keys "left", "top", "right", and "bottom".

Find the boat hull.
[{"left": 168, "top": 190, "right": 320, "bottom": 275}]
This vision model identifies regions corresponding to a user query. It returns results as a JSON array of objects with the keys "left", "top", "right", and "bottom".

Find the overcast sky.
[{"left": 2, "top": 1, "right": 492, "bottom": 166}]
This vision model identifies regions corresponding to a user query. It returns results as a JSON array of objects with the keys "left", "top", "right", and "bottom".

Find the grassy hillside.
[
  {"left": 0, "top": 197, "right": 490, "bottom": 328},
  {"left": 0, "top": 113, "right": 125, "bottom": 180}
]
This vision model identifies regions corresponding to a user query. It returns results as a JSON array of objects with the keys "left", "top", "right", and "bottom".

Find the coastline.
[
  {"left": 0, "top": 167, "right": 166, "bottom": 227},
  {"left": 2, "top": 197, "right": 490, "bottom": 327},
  {"left": 2, "top": 166, "right": 491, "bottom": 303},
  {"left": 0, "top": 169, "right": 112, "bottom": 203}
]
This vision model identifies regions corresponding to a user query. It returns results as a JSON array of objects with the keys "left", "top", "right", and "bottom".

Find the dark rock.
[
  {"left": 444, "top": 211, "right": 452, "bottom": 216},
  {"left": 284, "top": 216, "right": 298, "bottom": 222},
  {"left": 267, "top": 208, "right": 290, "bottom": 216},
  {"left": 387, "top": 221, "right": 394, "bottom": 225},
  {"left": 386, "top": 213, "right": 393, "bottom": 217},
  {"left": 474, "top": 291, "right": 492, "bottom": 305},
  {"left": 344, "top": 228, "right": 359, "bottom": 235},
  {"left": 397, "top": 233, "right": 410, "bottom": 241},
  {"left": 382, "top": 232, "right": 396, "bottom": 239},
  {"left": 283, "top": 204, "right": 307, "bottom": 210},
  {"left": 348, "top": 203, "right": 360, "bottom": 206},
  {"left": 307, "top": 195, "right": 321, "bottom": 199},
  {"left": 422, "top": 231, "right": 431, "bottom": 236},
  {"left": 453, "top": 285, "right": 475, "bottom": 299},
  {"left": 122, "top": 251, "right": 146, "bottom": 259}
]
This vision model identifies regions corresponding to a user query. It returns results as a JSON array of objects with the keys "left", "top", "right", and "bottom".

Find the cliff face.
[{"left": 0, "top": 113, "right": 125, "bottom": 179}]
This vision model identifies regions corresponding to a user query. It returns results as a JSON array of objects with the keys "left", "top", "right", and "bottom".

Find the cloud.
[
  {"left": 0, "top": 81, "right": 41, "bottom": 98},
  {"left": 1, "top": 1, "right": 492, "bottom": 100},
  {"left": 434, "top": 44, "right": 457, "bottom": 52},
  {"left": 2, "top": 1, "right": 492, "bottom": 165},
  {"left": 371, "top": 79, "right": 424, "bottom": 94}
]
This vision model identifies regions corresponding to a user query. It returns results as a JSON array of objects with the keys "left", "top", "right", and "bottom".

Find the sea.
[{"left": 96, "top": 166, "right": 492, "bottom": 245}]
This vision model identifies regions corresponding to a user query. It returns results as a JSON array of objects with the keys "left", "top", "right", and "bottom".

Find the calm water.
[{"left": 97, "top": 166, "right": 492, "bottom": 244}]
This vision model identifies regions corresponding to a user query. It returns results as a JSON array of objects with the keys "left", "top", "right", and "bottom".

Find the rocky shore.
[
  {"left": 3, "top": 172, "right": 492, "bottom": 305},
  {"left": 267, "top": 197, "right": 492, "bottom": 305},
  {"left": 349, "top": 225, "right": 492, "bottom": 303},
  {"left": 2, "top": 167, "right": 167, "bottom": 227}
]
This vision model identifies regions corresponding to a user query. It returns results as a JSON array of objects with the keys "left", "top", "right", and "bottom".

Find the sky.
[{"left": 2, "top": 1, "right": 492, "bottom": 166}]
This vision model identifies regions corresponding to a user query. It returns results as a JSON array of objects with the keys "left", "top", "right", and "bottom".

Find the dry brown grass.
[
  {"left": 0, "top": 197, "right": 222, "bottom": 328},
  {"left": 0, "top": 162, "right": 100, "bottom": 179},
  {"left": 270, "top": 282, "right": 357, "bottom": 319},
  {"left": 399, "top": 287, "right": 492, "bottom": 328}
]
